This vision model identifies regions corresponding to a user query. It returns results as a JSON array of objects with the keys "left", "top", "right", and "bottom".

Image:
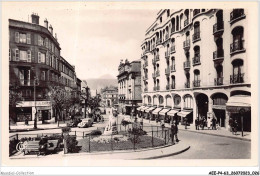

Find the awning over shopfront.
[
  {"left": 137, "top": 106, "right": 145, "bottom": 111},
  {"left": 177, "top": 110, "right": 192, "bottom": 117},
  {"left": 140, "top": 106, "right": 150, "bottom": 112},
  {"left": 226, "top": 95, "right": 251, "bottom": 113},
  {"left": 167, "top": 109, "right": 180, "bottom": 116},
  {"left": 159, "top": 108, "right": 171, "bottom": 116},
  {"left": 152, "top": 107, "right": 163, "bottom": 115},
  {"left": 145, "top": 106, "right": 156, "bottom": 113}
]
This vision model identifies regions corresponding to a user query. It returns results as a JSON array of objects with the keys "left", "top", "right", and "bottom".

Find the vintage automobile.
[
  {"left": 77, "top": 118, "right": 93, "bottom": 128},
  {"left": 67, "top": 118, "right": 82, "bottom": 127}
]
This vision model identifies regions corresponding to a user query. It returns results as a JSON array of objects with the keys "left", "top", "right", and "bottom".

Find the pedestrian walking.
[
  {"left": 201, "top": 117, "right": 206, "bottom": 130},
  {"left": 229, "top": 118, "right": 234, "bottom": 133},
  {"left": 170, "top": 120, "right": 179, "bottom": 145},
  {"left": 212, "top": 118, "right": 217, "bottom": 130},
  {"left": 195, "top": 118, "right": 199, "bottom": 130},
  {"left": 207, "top": 117, "right": 211, "bottom": 130},
  {"left": 233, "top": 119, "right": 238, "bottom": 135}
]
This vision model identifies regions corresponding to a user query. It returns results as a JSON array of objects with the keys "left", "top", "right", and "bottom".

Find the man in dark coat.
[
  {"left": 212, "top": 118, "right": 217, "bottom": 130},
  {"left": 195, "top": 118, "right": 199, "bottom": 130},
  {"left": 171, "top": 120, "right": 179, "bottom": 145}
]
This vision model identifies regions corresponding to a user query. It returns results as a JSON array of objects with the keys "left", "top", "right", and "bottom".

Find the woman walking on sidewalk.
[{"left": 170, "top": 120, "right": 179, "bottom": 145}]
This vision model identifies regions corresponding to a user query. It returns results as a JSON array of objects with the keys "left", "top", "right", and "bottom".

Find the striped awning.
[
  {"left": 177, "top": 110, "right": 192, "bottom": 117},
  {"left": 167, "top": 109, "right": 180, "bottom": 116},
  {"left": 159, "top": 108, "right": 171, "bottom": 116},
  {"left": 137, "top": 106, "right": 145, "bottom": 111},
  {"left": 145, "top": 106, "right": 156, "bottom": 113},
  {"left": 152, "top": 108, "right": 163, "bottom": 115},
  {"left": 140, "top": 106, "right": 150, "bottom": 112}
]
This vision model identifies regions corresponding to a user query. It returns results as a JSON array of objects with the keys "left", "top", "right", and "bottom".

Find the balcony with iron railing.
[
  {"left": 165, "top": 33, "right": 169, "bottom": 41},
  {"left": 230, "top": 40, "right": 245, "bottom": 55},
  {"left": 184, "top": 19, "right": 189, "bottom": 27},
  {"left": 230, "top": 9, "right": 245, "bottom": 24},
  {"left": 171, "top": 64, "right": 176, "bottom": 72},
  {"left": 155, "top": 55, "right": 160, "bottom": 62},
  {"left": 153, "top": 86, "right": 157, "bottom": 91},
  {"left": 144, "top": 87, "right": 148, "bottom": 92},
  {"left": 19, "top": 79, "right": 33, "bottom": 86},
  {"left": 213, "top": 49, "right": 224, "bottom": 61},
  {"left": 183, "top": 39, "right": 190, "bottom": 49},
  {"left": 192, "top": 55, "right": 201, "bottom": 66},
  {"left": 214, "top": 77, "right": 224, "bottom": 86},
  {"left": 170, "top": 83, "right": 175, "bottom": 89},
  {"left": 152, "top": 59, "right": 156, "bottom": 65},
  {"left": 170, "top": 45, "right": 176, "bottom": 53},
  {"left": 156, "top": 39, "right": 162, "bottom": 45},
  {"left": 155, "top": 70, "right": 160, "bottom": 77},
  {"left": 156, "top": 85, "right": 160, "bottom": 91},
  {"left": 183, "top": 60, "right": 191, "bottom": 70},
  {"left": 192, "top": 32, "right": 201, "bottom": 42},
  {"left": 230, "top": 73, "right": 244, "bottom": 84},
  {"left": 193, "top": 80, "right": 201, "bottom": 87},
  {"left": 144, "top": 60, "right": 148, "bottom": 67},
  {"left": 165, "top": 67, "right": 170, "bottom": 75},
  {"left": 193, "top": 9, "right": 200, "bottom": 17},
  {"left": 165, "top": 51, "right": 170, "bottom": 58},
  {"left": 185, "top": 82, "right": 190, "bottom": 88},
  {"left": 152, "top": 73, "right": 156, "bottom": 79},
  {"left": 213, "top": 21, "right": 224, "bottom": 35},
  {"left": 166, "top": 84, "right": 170, "bottom": 90},
  {"left": 171, "top": 27, "right": 175, "bottom": 34}
]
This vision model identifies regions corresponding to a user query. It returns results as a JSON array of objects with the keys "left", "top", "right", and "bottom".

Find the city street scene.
[{"left": 7, "top": 4, "right": 252, "bottom": 163}]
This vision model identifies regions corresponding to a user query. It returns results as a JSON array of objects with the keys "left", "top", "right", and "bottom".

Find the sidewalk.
[
  {"left": 121, "top": 114, "right": 251, "bottom": 141},
  {"left": 10, "top": 141, "right": 190, "bottom": 160},
  {"left": 10, "top": 121, "right": 68, "bottom": 133}
]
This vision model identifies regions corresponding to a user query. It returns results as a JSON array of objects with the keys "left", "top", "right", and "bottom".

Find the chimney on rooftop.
[
  {"left": 31, "top": 13, "right": 39, "bottom": 24},
  {"left": 49, "top": 24, "right": 53, "bottom": 35},
  {"left": 44, "top": 18, "right": 48, "bottom": 29}
]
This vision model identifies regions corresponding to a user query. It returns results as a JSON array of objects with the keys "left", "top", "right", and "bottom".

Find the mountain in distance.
[{"left": 84, "top": 74, "right": 118, "bottom": 95}]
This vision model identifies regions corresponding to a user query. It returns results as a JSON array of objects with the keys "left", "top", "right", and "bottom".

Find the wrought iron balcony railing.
[
  {"left": 213, "top": 21, "right": 224, "bottom": 34},
  {"left": 230, "top": 40, "right": 245, "bottom": 54},
  {"left": 230, "top": 9, "right": 245, "bottom": 22},
  {"left": 193, "top": 80, "right": 201, "bottom": 87},
  {"left": 214, "top": 77, "right": 224, "bottom": 86},
  {"left": 213, "top": 49, "right": 224, "bottom": 60},
  {"left": 192, "top": 55, "right": 201, "bottom": 65},
  {"left": 230, "top": 73, "right": 244, "bottom": 84}
]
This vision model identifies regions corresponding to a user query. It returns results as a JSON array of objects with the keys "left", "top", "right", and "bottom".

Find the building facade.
[
  {"left": 9, "top": 13, "right": 81, "bottom": 124},
  {"left": 117, "top": 59, "right": 142, "bottom": 115},
  {"left": 140, "top": 9, "right": 251, "bottom": 131},
  {"left": 100, "top": 86, "right": 118, "bottom": 108}
]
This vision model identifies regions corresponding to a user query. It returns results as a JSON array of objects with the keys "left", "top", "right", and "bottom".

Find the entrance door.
[
  {"left": 42, "top": 110, "right": 49, "bottom": 121},
  {"left": 213, "top": 109, "right": 225, "bottom": 127},
  {"left": 196, "top": 94, "right": 208, "bottom": 119}
]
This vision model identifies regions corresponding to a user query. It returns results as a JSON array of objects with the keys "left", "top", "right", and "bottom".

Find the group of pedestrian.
[
  {"left": 229, "top": 118, "right": 238, "bottom": 135},
  {"left": 195, "top": 117, "right": 217, "bottom": 130}
]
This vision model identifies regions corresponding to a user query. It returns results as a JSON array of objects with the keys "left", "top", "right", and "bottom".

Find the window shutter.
[
  {"left": 9, "top": 49, "right": 11, "bottom": 61},
  {"left": 38, "top": 52, "right": 41, "bottom": 63},
  {"left": 15, "top": 32, "right": 19, "bottom": 43},
  {"left": 19, "top": 70, "right": 24, "bottom": 85},
  {"left": 27, "top": 50, "right": 31, "bottom": 62},
  {"left": 27, "top": 70, "right": 31, "bottom": 85},
  {"left": 15, "top": 49, "right": 19, "bottom": 61},
  {"left": 26, "top": 33, "right": 31, "bottom": 44}
]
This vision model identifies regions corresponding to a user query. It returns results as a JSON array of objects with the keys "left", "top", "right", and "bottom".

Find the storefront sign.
[
  {"left": 212, "top": 105, "right": 226, "bottom": 110},
  {"left": 16, "top": 101, "right": 51, "bottom": 107},
  {"left": 226, "top": 106, "right": 251, "bottom": 113}
]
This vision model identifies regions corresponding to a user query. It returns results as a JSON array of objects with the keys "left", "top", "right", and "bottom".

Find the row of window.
[
  {"left": 14, "top": 32, "right": 59, "bottom": 55},
  {"left": 10, "top": 49, "right": 75, "bottom": 79}
]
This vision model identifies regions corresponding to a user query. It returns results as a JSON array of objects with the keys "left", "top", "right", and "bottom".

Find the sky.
[{"left": 4, "top": 2, "right": 158, "bottom": 80}]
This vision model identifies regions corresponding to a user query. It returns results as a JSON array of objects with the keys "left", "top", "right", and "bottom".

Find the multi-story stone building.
[
  {"left": 117, "top": 59, "right": 142, "bottom": 115},
  {"left": 140, "top": 9, "right": 250, "bottom": 131},
  {"left": 9, "top": 13, "right": 81, "bottom": 124},
  {"left": 100, "top": 86, "right": 118, "bottom": 108}
]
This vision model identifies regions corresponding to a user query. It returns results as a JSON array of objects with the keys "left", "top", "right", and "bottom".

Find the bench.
[
  {"left": 23, "top": 141, "right": 41, "bottom": 155},
  {"left": 47, "top": 140, "right": 59, "bottom": 153}
]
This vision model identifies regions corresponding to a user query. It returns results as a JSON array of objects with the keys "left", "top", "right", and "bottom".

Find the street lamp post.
[
  {"left": 83, "top": 86, "right": 89, "bottom": 119},
  {"left": 33, "top": 76, "right": 39, "bottom": 129},
  {"left": 239, "top": 108, "right": 245, "bottom": 137}
]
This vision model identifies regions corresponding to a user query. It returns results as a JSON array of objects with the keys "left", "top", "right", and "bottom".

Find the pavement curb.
[
  {"left": 179, "top": 129, "right": 251, "bottom": 142},
  {"left": 137, "top": 146, "right": 191, "bottom": 160}
]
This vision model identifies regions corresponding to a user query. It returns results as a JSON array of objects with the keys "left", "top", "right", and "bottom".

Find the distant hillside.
[
  {"left": 98, "top": 74, "right": 117, "bottom": 79},
  {"left": 84, "top": 78, "right": 118, "bottom": 94}
]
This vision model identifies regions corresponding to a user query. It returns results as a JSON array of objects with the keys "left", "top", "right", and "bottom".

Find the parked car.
[
  {"left": 77, "top": 118, "right": 93, "bottom": 128},
  {"left": 67, "top": 118, "right": 82, "bottom": 127}
]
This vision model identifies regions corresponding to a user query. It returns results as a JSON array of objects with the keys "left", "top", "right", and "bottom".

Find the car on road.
[
  {"left": 67, "top": 118, "right": 82, "bottom": 127},
  {"left": 77, "top": 118, "right": 93, "bottom": 128}
]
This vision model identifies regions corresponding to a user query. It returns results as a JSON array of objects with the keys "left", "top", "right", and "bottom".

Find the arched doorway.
[
  {"left": 196, "top": 93, "right": 208, "bottom": 119},
  {"left": 211, "top": 93, "right": 228, "bottom": 127}
]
